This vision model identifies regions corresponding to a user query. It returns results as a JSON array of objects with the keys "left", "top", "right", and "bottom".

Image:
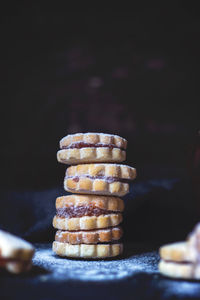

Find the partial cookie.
[
  {"left": 187, "top": 223, "right": 200, "bottom": 261},
  {"left": 58, "top": 132, "right": 127, "bottom": 164},
  {"left": 64, "top": 163, "right": 136, "bottom": 196},
  {"left": 53, "top": 241, "right": 123, "bottom": 258},
  {"left": 0, "top": 230, "right": 35, "bottom": 274},
  {"left": 56, "top": 195, "right": 124, "bottom": 218},
  {"left": 0, "top": 230, "right": 34, "bottom": 261},
  {"left": 59, "top": 132, "right": 127, "bottom": 150},
  {"left": 55, "top": 227, "right": 123, "bottom": 244},
  {"left": 159, "top": 242, "right": 195, "bottom": 263},
  {"left": 159, "top": 259, "right": 200, "bottom": 280},
  {"left": 66, "top": 163, "right": 136, "bottom": 179},
  {"left": 53, "top": 214, "right": 123, "bottom": 231}
]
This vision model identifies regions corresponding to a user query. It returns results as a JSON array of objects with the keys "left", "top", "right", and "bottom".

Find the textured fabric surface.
[{"left": 1, "top": 244, "right": 200, "bottom": 300}]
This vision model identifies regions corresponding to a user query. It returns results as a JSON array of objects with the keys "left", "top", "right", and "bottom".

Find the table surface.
[{"left": 1, "top": 243, "right": 200, "bottom": 300}]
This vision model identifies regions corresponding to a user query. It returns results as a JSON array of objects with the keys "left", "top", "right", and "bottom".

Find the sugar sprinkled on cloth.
[{"left": 33, "top": 244, "right": 159, "bottom": 282}]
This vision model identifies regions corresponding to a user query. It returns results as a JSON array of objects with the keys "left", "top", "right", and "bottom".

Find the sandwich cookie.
[
  {"left": 55, "top": 195, "right": 124, "bottom": 217},
  {"left": 53, "top": 241, "right": 123, "bottom": 258},
  {"left": 0, "top": 230, "right": 35, "bottom": 274},
  {"left": 53, "top": 194, "right": 124, "bottom": 230},
  {"left": 64, "top": 163, "right": 136, "bottom": 196},
  {"left": 159, "top": 223, "right": 200, "bottom": 280},
  {"left": 55, "top": 227, "right": 123, "bottom": 244},
  {"left": 57, "top": 132, "right": 127, "bottom": 164}
]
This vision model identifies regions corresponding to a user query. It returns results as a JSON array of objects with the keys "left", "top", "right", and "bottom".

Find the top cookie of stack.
[{"left": 57, "top": 132, "right": 127, "bottom": 164}]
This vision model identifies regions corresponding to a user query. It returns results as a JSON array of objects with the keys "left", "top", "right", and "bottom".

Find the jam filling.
[
  {"left": 164, "top": 260, "right": 192, "bottom": 265},
  {"left": 56, "top": 205, "right": 118, "bottom": 218},
  {"left": 61, "top": 142, "right": 125, "bottom": 150},
  {"left": 66, "top": 175, "right": 131, "bottom": 184}
]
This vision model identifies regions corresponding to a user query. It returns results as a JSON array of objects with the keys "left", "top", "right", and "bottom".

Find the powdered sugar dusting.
[
  {"left": 61, "top": 132, "right": 127, "bottom": 141},
  {"left": 33, "top": 244, "right": 159, "bottom": 282}
]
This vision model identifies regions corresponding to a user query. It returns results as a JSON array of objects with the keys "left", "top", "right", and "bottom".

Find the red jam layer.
[
  {"left": 164, "top": 260, "right": 192, "bottom": 265},
  {"left": 61, "top": 142, "right": 125, "bottom": 150},
  {"left": 56, "top": 205, "right": 118, "bottom": 218}
]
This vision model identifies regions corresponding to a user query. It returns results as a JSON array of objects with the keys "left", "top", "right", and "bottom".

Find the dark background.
[{"left": 0, "top": 4, "right": 199, "bottom": 245}]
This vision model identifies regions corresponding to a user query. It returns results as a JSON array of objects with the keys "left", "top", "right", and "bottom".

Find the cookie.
[
  {"left": 59, "top": 133, "right": 127, "bottom": 149},
  {"left": 57, "top": 148, "right": 126, "bottom": 165},
  {"left": 56, "top": 195, "right": 124, "bottom": 218},
  {"left": 159, "top": 259, "right": 200, "bottom": 280},
  {"left": 159, "top": 223, "right": 200, "bottom": 279},
  {"left": 159, "top": 242, "right": 195, "bottom": 263},
  {"left": 55, "top": 227, "right": 123, "bottom": 244},
  {"left": 52, "top": 241, "right": 123, "bottom": 258},
  {"left": 57, "top": 132, "right": 127, "bottom": 164},
  {"left": 53, "top": 214, "right": 123, "bottom": 231},
  {"left": 56, "top": 194, "right": 124, "bottom": 211},
  {"left": 64, "top": 163, "right": 136, "bottom": 196},
  {"left": 0, "top": 229, "right": 35, "bottom": 274}
]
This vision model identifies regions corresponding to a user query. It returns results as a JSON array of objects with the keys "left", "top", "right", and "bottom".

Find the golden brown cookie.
[
  {"left": 64, "top": 163, "right": 136, "bottom": 196},
  {"left": 55, "top": 227, "right": 123, "bottom": 244},
  {"left": 52, "top": 241, "right": 123, "bottom": 258},
  {"left": 57, "top": 148, "right": 126, "bottom": 165},
  {"left": 159, "top": 242, "right": 195, "bottom": 263},
  {"left": 53, "top": 214, "right": 123, "bottom": 231},
  {"left": 57, "top": 133, "right": 127, "bottom": 164},
  {"left": 159, "top": 259, "right": 200, "bottom": 280},
  {"left": 56, "top": 195, "right": 124, "bottom": 219},
  {"left": 59, "top": 133, "right": 127, "bottom": 150}
]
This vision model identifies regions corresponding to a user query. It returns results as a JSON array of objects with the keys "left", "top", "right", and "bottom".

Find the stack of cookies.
[
  {"left": 159, "top": 223, "right": 200, "bottom": 280},
  {"left": 52, "top": 133, "right": 136, "bottom": 259}
]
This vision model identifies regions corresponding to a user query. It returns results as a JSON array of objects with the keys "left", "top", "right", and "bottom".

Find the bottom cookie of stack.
[
  {"left": 53, "top": 241, "right": 123, "bottom": 259},
  {"left": 53, "top": 227, "right": 123, "bottom": 258}
]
